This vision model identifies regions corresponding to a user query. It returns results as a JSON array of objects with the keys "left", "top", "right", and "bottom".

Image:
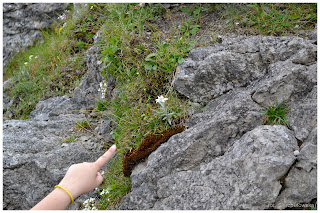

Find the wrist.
[{"left": 54, "top": 185, "right": 75, "bottom": 204}]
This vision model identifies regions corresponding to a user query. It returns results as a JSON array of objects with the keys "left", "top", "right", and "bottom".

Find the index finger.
[{"left": 94, "top": 144, "right": 117, "bottom": 170}]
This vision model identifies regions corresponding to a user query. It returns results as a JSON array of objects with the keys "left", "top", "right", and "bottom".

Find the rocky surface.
[
  {"left": 3, "top": 3, "right": 68, "bottom": 67},
  {"left": 174, "top": 36, "right": 316, "bottom": 103},
  {"left": 120, "top": 33, "right": 317, "bottom": 210},
  {"left": 3, "top": 28, "right": 114, "bottom": 210}
]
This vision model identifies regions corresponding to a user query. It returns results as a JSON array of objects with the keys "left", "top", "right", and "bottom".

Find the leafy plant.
[
  {"left": 65, "top": 135, "right": 76, "bottom": 143},
  {"left": 178, "top": 21, "right": 201, "bottom": 37},
  {"left": 259, "top": 102, "right": 290, "bottom": 127},
  {"left": 75, "top": 119, "right": 90, "bottom": 130}
]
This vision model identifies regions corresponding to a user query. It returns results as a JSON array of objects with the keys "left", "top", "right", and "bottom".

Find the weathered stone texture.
[{"left": 121, "top": 33, "right": 317, "bottom": 210}]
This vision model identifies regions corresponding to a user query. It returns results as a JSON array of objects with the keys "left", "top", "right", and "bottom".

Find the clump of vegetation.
[
  {"left": 96, "top": 100, "right": 109, "bottom": 112},
  {"left": 75, "top": 119, "right": 90, "bottom": 131},
  {"left": 260, "top": 102, "right": 290, "bottom": 127},
  {"left": 219, "top": 3, "right": 317, "bottom": 36},
  {"left": 65, "top": 135, "right": 76, "bottom": 143}
]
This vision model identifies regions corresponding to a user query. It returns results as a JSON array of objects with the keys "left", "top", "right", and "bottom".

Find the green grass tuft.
[
  {"left": 75, "top": 119, "right": 90, "bottom": 131},
  {"left": 260, "top": 102, "right": 290, "bottom": 127}
]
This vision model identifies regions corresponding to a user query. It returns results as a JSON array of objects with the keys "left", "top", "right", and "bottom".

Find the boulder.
[
  {"left": 3, "top": 3, "right": 68, "bottom": 67},
  {"left": 120, "top": 34, "right": 317, "bottom": 210},
  {"left": 120, "top": 125, "right": 298, "bottom": 210},
  {"left": 174, "top": 36, "right": 316, "bottom": 103},
  {"left": 2, "top": 114, "right": 103, "bottom": 210}
]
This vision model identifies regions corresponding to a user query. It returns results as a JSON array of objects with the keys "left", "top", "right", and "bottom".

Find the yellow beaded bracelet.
[{"left": 54, "top": 185, "right": 74, "bottom": 203}]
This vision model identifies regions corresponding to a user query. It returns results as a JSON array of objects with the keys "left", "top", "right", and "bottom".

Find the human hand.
[{"left": 57, "top": 144, "right": 116, "bottom": 199}]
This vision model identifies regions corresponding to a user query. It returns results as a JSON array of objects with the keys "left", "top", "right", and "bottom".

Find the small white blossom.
[
  {"left": 24, "top": 62, "right": 28, "bottom": 65},
  {"left": 97, "top": 60, "right": 102, "bottom": 65},
  {"left": 294, "top": 150, "right": 300, "bottom": 156},
  {"left": 29, "top": 55, "right": 34, "bottom": 60},
  {"left": 100, "top": 189, "right": 110, "bottom": 196},
  {"left": 83, "top": 197, "right": 97, "bottom": 210},
  {"left": 35, "top": 56, "right": 38, "bottom": 59},
  {"left": 90, "top": 6, "right": 93, "bottom": 9},
  {"left": 235, "top": 22, "right": 239, "bottom": 25},
  {"left": 155, "top": 95, "right": 168, "bottom": 104},
  {"left": 98, "top": 80, "right": 108, "bottom": 99}
]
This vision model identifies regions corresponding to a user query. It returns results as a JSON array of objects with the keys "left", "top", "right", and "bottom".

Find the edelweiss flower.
[{"left": 156, "top": 95, "right": 168, "bottom": 104}]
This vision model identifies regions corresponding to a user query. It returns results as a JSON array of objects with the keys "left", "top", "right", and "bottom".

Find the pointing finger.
[{"left": 94, "top": 144, "right": 117, "bottom": 170}]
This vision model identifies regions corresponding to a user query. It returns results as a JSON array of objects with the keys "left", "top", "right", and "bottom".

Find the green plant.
[
  {"left": 96, "top": 100, "right": 109, "bottom": 112},
  {"left": 153, "top": 95, "right": 181, "bottom": 125},
  {"left": 259, "top": 102, "right": 290, "bottom": 127},
  {"left": 65, "top": 135, "right": 76, "bottom": 143},
  {"left": 75, "top": 119, "right": 90, "bottom": 130},
  {"left": 178, "top": 21, "right": 201, "bottom": 37}
]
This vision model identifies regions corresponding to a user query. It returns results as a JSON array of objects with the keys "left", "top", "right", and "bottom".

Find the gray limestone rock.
[
  {"left": 121, "top": 125, "right": 298, "bottom": 210},
  {"left": 174, "top": 36, "right": 316, "bottom": 103},
  {"left": 275, "top": 126, "right": 317, "bottom": 209},
  {"left": 2, "top": 114, "right": 105, "bottom": 210},
  {"left": 121, "top": 34, "right": 317, "bottom": 210}
]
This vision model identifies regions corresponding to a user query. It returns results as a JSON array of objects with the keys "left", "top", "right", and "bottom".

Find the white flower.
[
  {"left": 156, "top": 95, "right": 168, "bottom": 104},
  {"left": 90, "top": 6, "right": 93, "bottom": 9},
  {"left": 29, "top": 55, "right": 34, "bottom": 60},
  {"left": 235, "top": 22, "right": 239, "bottom": 25},
  {"left": 35, "top": 56, "right": 38, "bottom": 59},
  {"left": 98, "top": 80, "right": 108, "bottom": 99},
  {"left": 24, "top": 62, "right": 28, "bottom": 65},
  {"left": 294, "top": 150, "right": 299, "bottom": 156},
  {"left": 100, "top": 189, "right": 110, "bottom": 195},
  {"left": 97, "top": 60, "right": 102, "bottom": 65}
]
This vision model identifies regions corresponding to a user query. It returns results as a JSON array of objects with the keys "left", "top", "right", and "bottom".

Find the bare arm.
[{"left": 31, "top": 144, "right": 116, "bottom": 210}]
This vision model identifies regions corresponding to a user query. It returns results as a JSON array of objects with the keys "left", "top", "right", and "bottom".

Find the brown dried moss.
[{"left": 123, "top": 125, "right": 185, "bottom": 177}]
